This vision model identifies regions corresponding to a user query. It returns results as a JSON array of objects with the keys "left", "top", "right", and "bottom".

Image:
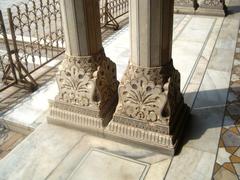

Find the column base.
[
  {"left": 47, "top": 50, "right": 119, "bottom": 134},
  {"left": 195, "top": 8, "right": 227, "bottom": 17},
  {"left": 174, "top": 6, "right": 196, "bottom": 15},
  {"left": 174, "top": 0, "right": 199, "bottom": 15},
  {"left": 196, "top": 1, "right": 228, "bottom": 17},
  {"left": 47, "top": 93, "right": 118, "bottom": 134},
  {"left": 48, "top": 98, "right": 189, "bottom": 155},
  {"left": 104, "top": 102, "right": 190, "bottom": 155}
]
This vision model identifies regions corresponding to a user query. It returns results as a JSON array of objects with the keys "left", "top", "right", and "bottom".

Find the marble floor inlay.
[{"left": 213, "top": 28, "right": 240, "bottom": 180}]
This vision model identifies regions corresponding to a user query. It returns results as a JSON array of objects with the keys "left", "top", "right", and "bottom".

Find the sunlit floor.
[{"left": 0, "top": 5, "right": 240, "bottom": 180}]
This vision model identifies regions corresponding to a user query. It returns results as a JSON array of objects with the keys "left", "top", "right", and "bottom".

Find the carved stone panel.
[
  {"left": 56, "top": 50, "right": 119, "bottom": 114},
  {"left": 105, "top": 61, "right": 189, "bottom": 154},
  {"left": 48, "top": 50, "right": 119, "bottom": 130}
]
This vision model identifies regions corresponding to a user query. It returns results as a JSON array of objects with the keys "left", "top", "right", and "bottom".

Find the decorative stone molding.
[
  {"left": 175, "top": 0, "right": 198, "bottom": 9},
  {"left": 174, "top": 0, "right": 199, "bottom": 14},
  {"left": 174, "top": 0, "right": 228, "bottom": 16},
  {"left": 116, "top": 61, "right": 182, "bottom": 125},
  {"left": 48, "top": 50, "right": 119, "bottom": 130},
  {"left": 201, "top": 0, "right": 224, "bottom": 8},
  {"left": 105, "top": 61, "right": 189, "bottom": 154},
  {"left": 56, "top": 49, "right": 118, "bottom": 115},
  {"left": 197, "top": 0, "right": 228, "bottom": 16}
]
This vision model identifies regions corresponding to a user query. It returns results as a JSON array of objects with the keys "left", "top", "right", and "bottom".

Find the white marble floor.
[
  {"left": 1, "top": 14, "right": 225, "bottom": 132},
  {"left": 0, "top": 8, "right": 239, "bottom": 180}
]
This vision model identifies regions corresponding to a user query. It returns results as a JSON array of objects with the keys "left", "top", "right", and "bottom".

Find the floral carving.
[
  {"left": 116, "top": 61, "right": 182, "bottom": 124},
  {"left": 120, "top": 77, "right": 168, "bottom": 122},
  {"left": 97, "top": 57, "right": 119, "bottom": 107},
  {"left": 201, "top": 0, "right": 225, "bottom": 8},
  {"left": 56, "top": 51, "right": 118, "bottom": 110}
]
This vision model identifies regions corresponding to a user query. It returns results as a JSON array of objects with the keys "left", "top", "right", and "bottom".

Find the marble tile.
[
  {"left": 173, "top": 41, "right": 206, "bottom": 90},
  {"left": 177, "top": 17, "right": 216, "bottom": 43},
  {"left": 68, "top": 149, "right": 150, "bottom": 180},
  {"left": 48, "top": 131, "right": 172, "bottom": 180},
  {"left": 227, "top": 90, "right": 239, "bottom": 103},
  {"left": 214, "top": 18, "right": 239, "bottom": 50},
  {"left": 216, "top": 148, "right": 231, "bottom": 165},
  {"left": 208, "top": 48, "right": 235, "bottom": 72},
  {"left": 2, "top": 81, "right": 58, "bottom": 128},
  {"left": 214, "top": 167, "right": 238, "bottom": 180},
  {"left": 223, "top": 115, "right": 236, "bottom": 129},
  {"left": 173, "top": 14, "right": 186, "bottom": 30},
  {"left": 184, "top": 83, "right": 200, "bottom": 108},
  {"left": 201, "top": 18, "right": 224, "bottom": 60},
  {"left": 222, "top": 130, "right": 240, "bottom": 147},
  {"left": 226, "top": 103, "right": 240, "bottom": 117},
  {"left": 234, "top": 59, "right": 240, "bottom": 66},
  {"left": 182, "top": 18, "right": 224, "bottom": 106},
  {"left": 183, "top": 57, "right": 208, "bottom": 105},
  {"left": 173, "top": 15, "right": 192, "bottom": 41},
  {"left": 233, "top": 163, "right": 240, "bottom": 176},
  {"left": 184, "top": 107, "right": 224, "bottom": 154},
  {"left": 165, "top": 147, "right": 216, "bottom": 180},
  {"left": 0, "top": 124, "right": 84, "bottom": 180},
  {"left": 194, "top": 70, "right": 230, "bottom": 108},
  {"left": 234, "top": 148, "right": 240, "bottom": 157},
  {"left": 144, "top": 159, "right": 172, "bottom": 180}
]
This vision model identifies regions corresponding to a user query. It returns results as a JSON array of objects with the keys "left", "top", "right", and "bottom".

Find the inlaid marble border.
[{"left": 212, "top": 28, "right": 240, "bottom": 180}]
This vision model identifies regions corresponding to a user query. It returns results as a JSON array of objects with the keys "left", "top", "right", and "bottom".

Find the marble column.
[
  {"left": 197, "top": 0, "right": 228, "bottom": 16},
  {"left": 48, "top": 0, "right": 119, "bottom": 132},
  {"left": 106, "top": 0, "right": 189, "bottom": 155}
]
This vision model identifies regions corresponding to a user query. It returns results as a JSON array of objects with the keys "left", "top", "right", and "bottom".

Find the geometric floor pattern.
[{"left": 213, "top": 29, "right": 240, "bottom": 180}]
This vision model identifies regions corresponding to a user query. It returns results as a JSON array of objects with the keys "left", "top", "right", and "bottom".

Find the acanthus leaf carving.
[
  {"left": 115, "top": 61, "right": 182, "bottom": 125},
  {"left": 56, "top": 50, "right": 119, "bottom": 111}
]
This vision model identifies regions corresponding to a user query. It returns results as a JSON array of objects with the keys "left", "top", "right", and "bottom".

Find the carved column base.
[
  {"left": 47, "top": 50, "right": 119, "bottom": 132},
  {"left": 196, "top": 0, "right": 228, "bottom": 16},
  {"left": 47, "top": 97, "right": 118, "bottom": 133},
  {"left": 105, "top": 61, "right": 190, "bottom": 155},
  {"left": 174, "top": 0, "right": 199, "bottom": 15},
  {"left": 105, "top": 103, "right": 189, "bottom": 155}
]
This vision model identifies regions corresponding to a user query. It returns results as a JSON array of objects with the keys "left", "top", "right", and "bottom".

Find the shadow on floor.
[
  {"left": 176, "top": 86, "right": 240, "bottom": 155},
  {"left": 227, "top": 5, "right": 240, "bottom": 15}
]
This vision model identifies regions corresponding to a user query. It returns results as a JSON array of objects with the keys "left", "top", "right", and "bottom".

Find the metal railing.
[
  {"left": 100, "top": 0, "right": 129, "bottom": 30},
  {"left": 0, "top": 0, "right": 129, "bottom": 92},
  {"left": 7, "top": 0, "right": 65, "bottom": 83}
]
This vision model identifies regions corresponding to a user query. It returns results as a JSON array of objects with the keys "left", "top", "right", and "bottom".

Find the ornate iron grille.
[
  {"left": 7, "top": 0, "right": 64, "bottom": 76},
  {"left": 0, "top": 0, "right": 129, "bottom": 92},
  {"left": 0, "top": 10, "right": 18, "bottom": 91},
  {"left": 99, "top": 0, "right": 129, "bottom": 30}
]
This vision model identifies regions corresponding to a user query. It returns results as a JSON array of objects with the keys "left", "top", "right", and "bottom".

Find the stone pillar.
[
  {"left": 106, "top": 0, "right": 189, "bottom": 155},
  {"left": 174, "top": 0, "right": 199, "bottom": 14},
  {"left": 47, "top": 0, "right": 119, "bottom": 132},
  {"left": 197, "top": 0, "right": 228, "bottom": 16}
]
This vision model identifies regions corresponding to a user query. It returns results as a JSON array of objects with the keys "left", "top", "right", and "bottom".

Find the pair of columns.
[
  {"left": 48, "top": 0, "right": 189, "bottom": 155},
  {"left": 175, "top": 0, "right": 227, "bottom": 16}
]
